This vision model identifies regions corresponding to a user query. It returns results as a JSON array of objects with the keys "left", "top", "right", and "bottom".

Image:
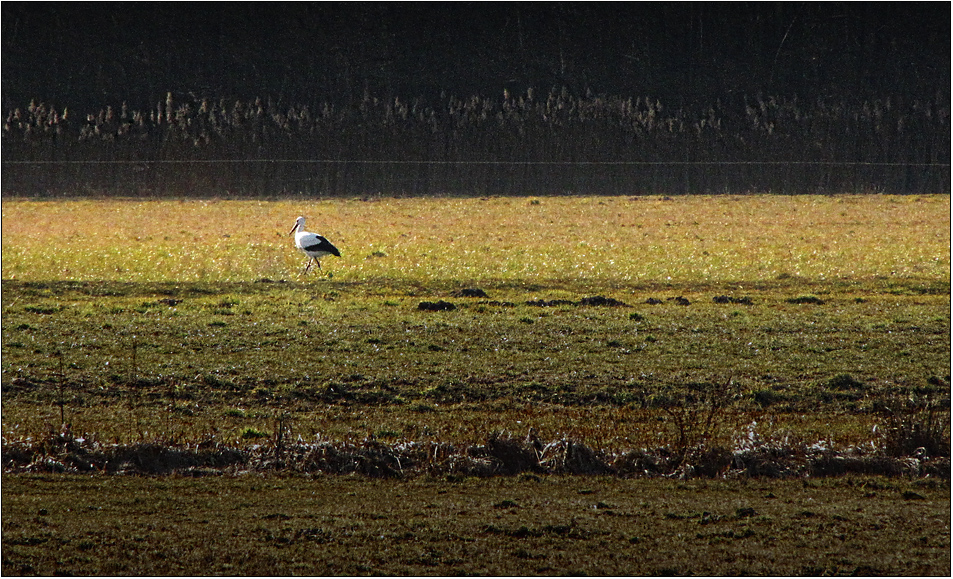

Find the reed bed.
[{"left": 3, "top": 89, "right": 949, "bottom": 196}]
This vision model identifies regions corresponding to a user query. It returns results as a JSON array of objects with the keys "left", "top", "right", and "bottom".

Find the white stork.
[{"left": 289, "top": 216, "right": 340, "bottom": 273}]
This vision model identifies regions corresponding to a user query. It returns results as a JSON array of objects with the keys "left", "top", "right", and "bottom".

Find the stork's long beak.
[{"left": 289, "top": 223, "right": 297, "bottom": 235}]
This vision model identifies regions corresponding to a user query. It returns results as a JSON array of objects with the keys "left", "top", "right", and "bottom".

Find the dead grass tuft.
[
  {"left": 539, "top": 439, "right": 615, "bottom": 475},
  {"left": 4, "top": 425, "right": 948, "bottom": 480},
  {"left": 876, "top": 392, "right": 951, "bottom": 458}
]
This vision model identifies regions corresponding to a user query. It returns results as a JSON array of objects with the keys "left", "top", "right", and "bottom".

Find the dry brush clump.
[
  {"left": 1, "top": 426, "right": 247, "bottom": 476},
  {"left": 4, "top": 421, "right": 948, "bottom": 480},
  {"left": 874, "top": 391, "right": 951, "bottom": 459},
  {"left": 3, "top": 88, "right": 948, "bottom": 196}
]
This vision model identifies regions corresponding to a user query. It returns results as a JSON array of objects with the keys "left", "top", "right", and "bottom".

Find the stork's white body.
[{"left": 290, "top": 216, "right": 340, "bottom": 273}]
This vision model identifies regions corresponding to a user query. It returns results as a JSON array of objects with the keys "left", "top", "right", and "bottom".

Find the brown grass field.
[{"left": 2, "top": 473, "right": 949, "bottom": 576}]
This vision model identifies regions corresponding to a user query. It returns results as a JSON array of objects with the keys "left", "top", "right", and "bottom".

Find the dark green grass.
[
  {"left": 2, "top": 474, "right": 949, "bottom": 576},
  {"left": 2, "top": 277, "right": 949, "bottom": 449}
]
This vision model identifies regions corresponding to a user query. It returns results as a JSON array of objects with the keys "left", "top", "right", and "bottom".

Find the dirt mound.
[
  {"left": 452, "top": 288, "right": 490, "bottom": 298},
  {"left": 644, "top": 297, "right": 693, "bottom": 305},
  {"left": 787, "top": 295, "right": 825, "bottom": 305},
  {"left": 418, "top": 300, "right": 457, "bottom": 311},
  {"left": 713, "top": 295, "right": 753, "bottom": 305},
  {"left": 478, "top": 300, "right": 517, "bottom": 307},
  {"left": 525, "top": 296, "right": 629, "bottom": 308},
  {"left": 526, "top": 299, "right": 576, "bottom": 307},
  {"left": 579, "top": 296, "right": 630, "bottom": 307}
]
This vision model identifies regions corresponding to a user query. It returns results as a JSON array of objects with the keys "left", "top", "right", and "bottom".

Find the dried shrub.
[
  {"left": 612, "top": 449, "right": 672, "bottom": 477},
  {"left": 653, "top": 378, "right": 740, "bottom": 465},
  {"left": 482, "top": 431, "right": 542, "bottom": 475},
  {"left": 684, "top": 446, "right": 733, "bottom": 478},
  {"left": 539, "top": 440, "right": 614, "bottom": 475},
  {"left": 876, "top": 393, "right": 951, "bottom": 458}
]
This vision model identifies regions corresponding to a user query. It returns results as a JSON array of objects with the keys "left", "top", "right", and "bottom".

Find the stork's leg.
[{"left": 303, "top": 258, "right": 314, "bottom": 274}]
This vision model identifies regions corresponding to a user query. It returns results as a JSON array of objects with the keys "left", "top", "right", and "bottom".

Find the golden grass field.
[{"left": 2, "top": 195, "right": 949, "bottom": 284}]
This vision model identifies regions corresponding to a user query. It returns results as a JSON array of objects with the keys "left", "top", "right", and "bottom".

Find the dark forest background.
[{"left": 2, "top": 2, "right": 950, "bottom": 196}]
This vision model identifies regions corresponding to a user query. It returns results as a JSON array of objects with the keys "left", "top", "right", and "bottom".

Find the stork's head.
[{"left": 289, "top": 216, "right": 306, "bottom": 235}]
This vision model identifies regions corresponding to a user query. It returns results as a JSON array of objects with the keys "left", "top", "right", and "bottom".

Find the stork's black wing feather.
[{"left": 304, "top": 236, "right": 341, "bottom": 256}]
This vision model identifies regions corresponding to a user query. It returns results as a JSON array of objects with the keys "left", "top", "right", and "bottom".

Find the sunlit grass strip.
[{"left": 2, "top": 195, "right": 949, "bottom": 284}]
